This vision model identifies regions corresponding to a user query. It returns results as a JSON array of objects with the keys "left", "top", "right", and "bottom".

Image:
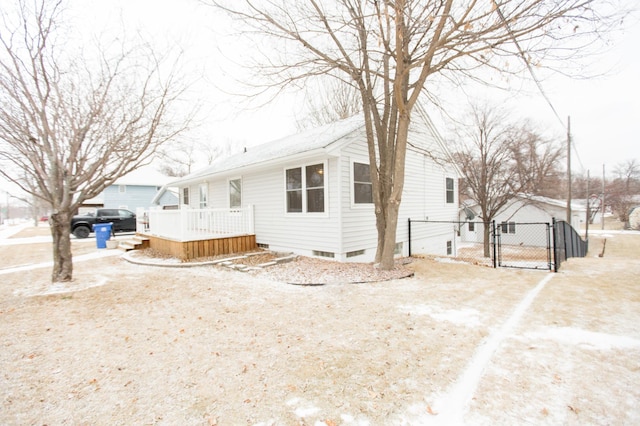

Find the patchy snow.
[
  {"left": 427, "top": 273, "right": 555, "bottom": 425},
  {"left": 1, "top": 226, "right": 639, "bottom": 425},
  {"left": 433, "top": 256, "right": 470, "bottom": 264},
  {"left": 399, "top": 304, "right": 482, "bottom": 327},
  {"left": 525, "top": 327, "right": 640, "bottom": 350},
  {"left": 1, "top": 248, "right": 122, "bottom": 276}
]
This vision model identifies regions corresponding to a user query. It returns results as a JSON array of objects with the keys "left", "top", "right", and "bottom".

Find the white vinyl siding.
[{"left": 183, "top": 108, "right": 459, "bottom": 261}]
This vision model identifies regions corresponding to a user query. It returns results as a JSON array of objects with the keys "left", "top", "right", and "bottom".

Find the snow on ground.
[{"left": 0, "top": 228, "right": 638, "bottom": 425}]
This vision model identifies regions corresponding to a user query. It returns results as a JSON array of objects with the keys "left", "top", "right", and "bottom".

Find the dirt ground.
[{"left": 0, "top": 225, "right": 638, "bottom": 425}]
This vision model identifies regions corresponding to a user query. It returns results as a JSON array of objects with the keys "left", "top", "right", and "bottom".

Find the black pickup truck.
[{"left": 70, "top": 208, "right": 137, "bottom": 239}]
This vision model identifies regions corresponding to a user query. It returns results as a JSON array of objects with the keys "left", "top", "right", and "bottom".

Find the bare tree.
[
  {"left": 508, "top": 125, "right": 565, "bottom": 198},
  {"left": 297, "top": 76, "right": 361, "bottom": 130},
  {"left": 0, "top": 0, "right": 191, "bottom": 282},
  {"left": 454, "top": 104, "right": 564, "bottom": 256},
  {"left": 607, "top": 159, "right": 640, "bottom": 225},
  {"left": 157, "top": 138, "right": 234, "bottom": 177},
  {"left": 453, "top": 105, "right": 522, "bottom": 256},
  {"left": 208, "top": 0, "right": 621, "bottom": 269}
]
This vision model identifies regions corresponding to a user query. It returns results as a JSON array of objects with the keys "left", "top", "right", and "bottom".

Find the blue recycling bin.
[{"left": 93, "top": 223, "right": 113, "bottom": 249}]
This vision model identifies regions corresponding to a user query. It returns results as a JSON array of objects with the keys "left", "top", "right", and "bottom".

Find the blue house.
[{"left": 80, "top": 167, "right": 177, "bottom": 214}]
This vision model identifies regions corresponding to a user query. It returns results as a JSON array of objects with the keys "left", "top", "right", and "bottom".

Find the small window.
[
  {"left": 286, "top": 168, "right": 303, "bottom": 213},
  {"left": 468, "top": 222, "right": 475, "bottom": 232},
  {"left": 353, "top": 162, "right": 373, "bottom": 204},
  {"left": 306, "top": 164, "right": 324, "bottom": 213},
  {"left": 501, "top": 221, "right": 516, "bottom": 234},
  {"left": 446, "top": 178, "right": 455, "bottom": 204},
  {"left": 313, "top": 250, "right": 335, "bottom": 258},
  {"left": 182, "top": 187, "right": 190, "bottom": 205},
  {"left": 285, "top": 163, "right": 325, "bottom": 213},
  {"left": 229, "top": 178, "right": 242, "bottom": 208},
  {"left": 118, "top": 185, "right": 126, "bottom": 193},
  {"left": 394, "top": 242, "right": 403, "bottom": 255},
  {"left": 446, "top": 240, "right": 452, "bottom": 255},
  {"left": 199, "top": 183, "right": 208, "bottom": 209},
  {"left": 346, "top": 249, "right": 365, "bottom": 258}
]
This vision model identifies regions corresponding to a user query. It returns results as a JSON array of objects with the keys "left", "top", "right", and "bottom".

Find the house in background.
[
  {"left": 79, "top": 167, "right": 177, "bottom": 215},
  {"left": 459, "top": 194, "right": 586, "bottom": 247},
  {"left": 148, "top": 106, "right": 460, "bottom": 262}
]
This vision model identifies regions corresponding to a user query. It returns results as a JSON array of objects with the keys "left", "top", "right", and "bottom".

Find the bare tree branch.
[{"left": 0, "top": 0, "right": 193, "bottom": 282}]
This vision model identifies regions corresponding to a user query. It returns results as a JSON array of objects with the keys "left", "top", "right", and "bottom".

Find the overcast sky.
[
  {"left": 77, "top": 0, "right": 635, "bottom": 176},
  {"left": 2, "top": 0, "right": 638, "bottom": 197}
]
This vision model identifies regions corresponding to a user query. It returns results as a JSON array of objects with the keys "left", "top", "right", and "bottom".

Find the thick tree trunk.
[
  {"left": 483, "top": 223, "right": 491, "bottom": 258},
  {"left": 379, "top": 201, "right": 400, "bottom": 270},
  {"left": 49, "top": 211, "right": 74, "bottom": 282}
]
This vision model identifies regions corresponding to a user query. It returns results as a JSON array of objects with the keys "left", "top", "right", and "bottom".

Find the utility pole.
[
  {"left": 566, "top": 116, "right": 572, "bottom": 224},
  {"left": 585, "top": 170, "right": 590, "bottom": 239},
  {"left": 601, "top": 164, "right": 606, "bottom": 230}
]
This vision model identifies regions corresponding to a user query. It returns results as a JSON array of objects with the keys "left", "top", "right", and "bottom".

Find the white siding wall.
[
  {"left": 177, "top": 115, "right": 459, "bottom": 262},
  {"left": 339, "top": 142, "right": 377, "bottom": 261},
  {"left": 192, "top": 158, "right": 342, "bottom": 258},
  {"left": 397, "top": 119, "right": 459, "bottom": 257},
  {"left": 337, "top": 118, "right": 460, "bottom": 261}
]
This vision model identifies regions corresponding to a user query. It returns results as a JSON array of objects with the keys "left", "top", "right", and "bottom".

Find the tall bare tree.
[
  {"left": 157, "top": 139, "right": 233, "bottom": 177},
  {"left": 0, "top": 0, "right": 190, "bottom": 282},
  {"left": 508, "top": 124, "right": 565, "bottom": 198},
  {"left": 453, "top": 105, "right": 521, "bottom": 256},
  {"left": 209, "top": 0, "right": 621, "bottom": 269},
  {"left": 297, "top": 76, "right": 361, "bottom": 130},
  {"left": 454, "top": 104, "right": 564, "bottom": 256},
  {"left": 608, "top": 159, "right": 640, "bottom": 225}
]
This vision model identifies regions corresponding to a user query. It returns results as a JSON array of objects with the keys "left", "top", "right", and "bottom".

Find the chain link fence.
[{"left": 408, "top": 219, "right": 585, "bottom": 271}]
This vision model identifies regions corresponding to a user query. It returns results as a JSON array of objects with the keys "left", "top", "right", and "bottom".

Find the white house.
[
  {"left": 150, "top": 107, "right": 460, "bottom": 262},
  {"left": 459, "top": 195, "right": 586, "bottom": 247}
]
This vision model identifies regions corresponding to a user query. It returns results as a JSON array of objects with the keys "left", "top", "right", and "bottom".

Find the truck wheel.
[{"left": 73, "top": 226, "right": 91, "bottom": 239}]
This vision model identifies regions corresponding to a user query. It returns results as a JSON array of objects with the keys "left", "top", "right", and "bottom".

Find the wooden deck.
[{"left": 142, "top": 234, "right": 257, "bottom": 261}]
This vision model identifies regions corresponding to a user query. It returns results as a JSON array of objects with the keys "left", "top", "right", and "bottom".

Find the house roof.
[
  {"left": 170, "top": 115, "right": 365, "bottom": 187},
  {"left": 462, "top": 194, "right": 587, "bottom": 215},
  {"left": 113, "top": 166, "right": 174, "bottom": 186}
]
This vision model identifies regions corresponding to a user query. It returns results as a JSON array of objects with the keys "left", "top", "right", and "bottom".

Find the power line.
[{"left": 493, "top": 3, "right": 587, "bottom": 171}]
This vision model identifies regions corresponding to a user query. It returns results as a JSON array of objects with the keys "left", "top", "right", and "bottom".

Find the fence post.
[
  {"left": 491, "top": 220, "right": 497, "bottom": 268},
  {"left": 408, "top": 218, "right": 412, "bottom": 257},
  {"left": 552, "top": 217, "right": 559, "bottom": 272}
]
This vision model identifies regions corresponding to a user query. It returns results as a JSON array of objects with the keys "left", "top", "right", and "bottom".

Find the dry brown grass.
[{"left": 0, "top": 226, "right": 638, "bottom": 425}]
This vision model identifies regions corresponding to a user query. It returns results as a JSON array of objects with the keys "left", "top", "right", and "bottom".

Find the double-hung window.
[
  {"left": 501, "top": 221, "right": 516, "bottom": 234},
  {"left": 286, "top": 163, "right": 325, "bottom": 213},
  {"left": 353, "top": 162, "right": 373, "bottom": 204},
  {"left": 446, "top": 177, "right": 455, "bottom": 204},
  {"left": 182, "top": 187, "right": 190, "bottom": 206}
]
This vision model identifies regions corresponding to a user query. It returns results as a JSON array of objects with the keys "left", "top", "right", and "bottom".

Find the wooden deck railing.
[{"left": 137, "top": 206, "right": 254, "bottom": 242}]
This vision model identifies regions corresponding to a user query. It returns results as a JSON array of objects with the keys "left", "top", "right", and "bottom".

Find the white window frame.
[
  {"left": 182, "top": 187, "right": 190, "bottom": 206},
  {"left": 445, "top": 177, "right": 455, "bottom": 204},
  {"left": 228, "top": 177, "right": 242, "bottom": 209},
  {"left": 199, "top": 183, "right": 208, "bottom": 209},
  {"left": 501, "top": 221, "right": 516, "bottom": 234},
  {"left": 350, "top": 159, "right": 374, "bottom": 208},
  {"left": 284, "top": 161, "right": 328, "bottom": 216}
]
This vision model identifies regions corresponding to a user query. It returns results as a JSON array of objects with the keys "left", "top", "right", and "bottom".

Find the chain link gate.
[{"left": 495, "top": 221, "right": 553, "bottom": 270}]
